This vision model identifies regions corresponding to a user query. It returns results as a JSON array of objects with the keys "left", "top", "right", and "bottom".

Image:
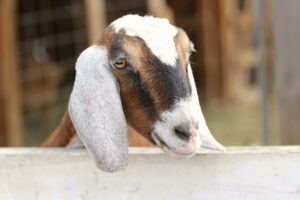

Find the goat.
[{"left": 42, "top": 15, "right": 225, "bottom": 172}]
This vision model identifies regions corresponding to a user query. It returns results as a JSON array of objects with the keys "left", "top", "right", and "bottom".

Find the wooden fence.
[{"left": 1, "top": 146, "right": 300, "bottom": 200}]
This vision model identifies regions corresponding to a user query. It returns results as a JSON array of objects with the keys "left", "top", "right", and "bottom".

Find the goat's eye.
[{"left": 114, "top": 60, "right": 127, "bottom": 69}]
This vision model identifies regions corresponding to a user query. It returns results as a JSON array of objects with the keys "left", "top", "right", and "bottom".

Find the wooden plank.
[
  {"left": 84, "top": 0, "right": 107, "bottom": 44},
  {"left": 198, "top": 0, "right": 223, "bottom": 103},
  {"left": 273, "top": 0, "right": 300, "bottom": 144},
  {"left": 0, "top": 146, "right": 300, "bottom": 199},
  {"left": 0, "top": 0, "right": 23, "bottom": 146}
]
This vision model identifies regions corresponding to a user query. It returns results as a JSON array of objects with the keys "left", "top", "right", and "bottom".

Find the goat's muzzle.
[
  {"left": 172, "top": 123, "right": 201, "bottom": 155},
  {"left": 151, "top": 98, "right": 225, "bottom": 155}
]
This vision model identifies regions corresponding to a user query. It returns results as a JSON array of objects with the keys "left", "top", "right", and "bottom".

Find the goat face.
[{"left": 69, "top": 15, "right": 224, "bottom": 172}]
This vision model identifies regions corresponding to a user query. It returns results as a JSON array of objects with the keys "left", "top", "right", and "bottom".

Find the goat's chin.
[
  {"left": 151, "top": 132, "right": 200, "bottom": 156},
  {"left": 161, "top": 144, "right": 198, "bottom": 157}
]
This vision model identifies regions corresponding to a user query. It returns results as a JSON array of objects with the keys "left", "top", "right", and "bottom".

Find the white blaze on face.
[{"left": 111, "top": 15, "right": 178, "bottom": 66}]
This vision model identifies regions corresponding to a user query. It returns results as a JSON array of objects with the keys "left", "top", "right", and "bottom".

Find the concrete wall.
[{"left": 0, "top": 146, "right": 300, "bottom": 200}]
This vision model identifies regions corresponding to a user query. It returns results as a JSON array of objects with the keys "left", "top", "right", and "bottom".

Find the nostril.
[{"left": 174, "top": 126, "right": 191, "bottom": 140}]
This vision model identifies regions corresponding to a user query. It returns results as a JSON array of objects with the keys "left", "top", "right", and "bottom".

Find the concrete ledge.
[{"left": 1, "top": 146, "right": 300, "bottom": 200}]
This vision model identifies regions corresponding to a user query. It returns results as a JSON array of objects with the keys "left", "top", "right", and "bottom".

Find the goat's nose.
[{"left": 174, "top": 125, "right": 191, "bottom": 140}]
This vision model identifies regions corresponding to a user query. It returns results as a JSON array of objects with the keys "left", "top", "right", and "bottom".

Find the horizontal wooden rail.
[{"left": 1, "top": 146, "right": 300, "bottom": 200}]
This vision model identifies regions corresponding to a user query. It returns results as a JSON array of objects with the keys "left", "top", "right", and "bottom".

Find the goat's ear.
[{"left": 68, "top": 45, "right": 128, "bottom": 172}]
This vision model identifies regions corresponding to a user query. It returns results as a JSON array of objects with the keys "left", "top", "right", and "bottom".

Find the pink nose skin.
[
  {"left": 189, "top": 125, "right": 198, "bottom": 142},
  {"left": 174, "top": 124, "right": 199, "bottom": 155}
]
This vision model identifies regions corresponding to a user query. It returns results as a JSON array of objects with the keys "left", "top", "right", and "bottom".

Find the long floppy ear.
[{"left": 68, "top": 45, "right": 128, "bottom": 172}]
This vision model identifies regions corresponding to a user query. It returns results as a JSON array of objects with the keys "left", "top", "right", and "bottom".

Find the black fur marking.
[{"left": 144, "top": 55, "right": 192, "bottom": 111}]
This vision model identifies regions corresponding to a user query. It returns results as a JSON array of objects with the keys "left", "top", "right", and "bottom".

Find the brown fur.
[
  {"left": 96, "top": 26, "right": 117, "bottom": 50},
  {"left": 111, "top": 35, "right": 157, "bottom": 141},
  {"left": 174, "top": 28, "right": 192, "bottom": 81}
]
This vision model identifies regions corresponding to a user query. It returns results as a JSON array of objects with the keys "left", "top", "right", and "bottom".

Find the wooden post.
[
  {"left": 146, "top": 0, "right": 175, "bottom": 24},
  {"left": 84, "top": 0, "right": 107, "bottom": 45},
  {"left": 273, "top": 0, "right": 300, "bottom": 144},
  {"left": 219, "top": 0, "right": 257, "bottom": 103},
  {"left": 0, "top": 0, "right": 23, "bottom": 146},
  {"left": 198, "top": 0, "right": 223, "bottom": 103}
]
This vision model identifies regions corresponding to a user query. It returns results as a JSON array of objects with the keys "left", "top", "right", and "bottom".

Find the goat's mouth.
[
  {"left": 151, "top": 133, "right": 172, "bottom": 152},
  {"left": 151, "top": 132, "right": 199, "bottom": 155}
]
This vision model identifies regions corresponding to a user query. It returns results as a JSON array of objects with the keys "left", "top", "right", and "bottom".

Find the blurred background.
[{"left": 0, "top": 0, "right": 299, "bottom": 147}]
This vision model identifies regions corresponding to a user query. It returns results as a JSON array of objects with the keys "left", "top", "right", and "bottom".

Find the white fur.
[
  {"left": 69, "top": 45, "right": 128, "bottom": 172},
  {"left": 152, "top": 97, "right": 202, "bottom": 153},
  {"left": 111, "top": 15, "right": 178, "bottom": 66}
]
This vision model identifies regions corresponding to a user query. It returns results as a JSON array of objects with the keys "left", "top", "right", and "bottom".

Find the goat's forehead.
[{"left": 111, "top": 15, "right": 178, "bottom": 66}]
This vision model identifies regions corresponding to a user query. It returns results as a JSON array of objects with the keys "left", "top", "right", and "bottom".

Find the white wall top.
[{"left": 1, "top": 146, "right": 300, "bottom": 200}]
